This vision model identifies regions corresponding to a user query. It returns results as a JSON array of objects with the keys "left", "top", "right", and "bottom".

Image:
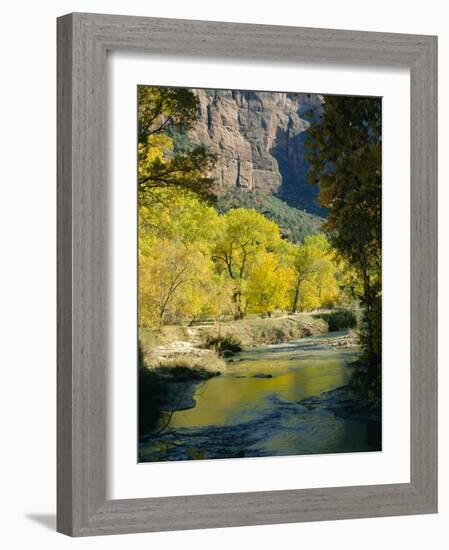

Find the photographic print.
[{"left": 138, "top": 86, "right": 382, "bottom": 462}]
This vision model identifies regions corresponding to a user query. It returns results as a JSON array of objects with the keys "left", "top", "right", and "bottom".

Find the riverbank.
[
  {"left": 139, "top": 333, "right": 380, "bottom": 462},
  {"left": 198, "top": 313, "right": 329, "bottom": 348},
  {"left": 324, "top": 330, "right": 359, "bottom": 349},
  {"left": 139, "top": 310, "right": 362, "bottom": 442},
  {"left": 138, "top": 358, "right": 222, "bottom": 436},
  {"left": 140, "top": 312, "right": 332, "bottom": 370}
]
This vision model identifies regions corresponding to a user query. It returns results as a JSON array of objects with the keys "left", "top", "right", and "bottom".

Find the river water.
[{"left": 139, "top": 332, "right": 381, "bottom": 462}]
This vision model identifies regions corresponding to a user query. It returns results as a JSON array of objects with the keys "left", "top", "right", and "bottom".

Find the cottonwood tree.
[
  {"left": 139, "top": 241, "right": 213, "bottom": 327},
  {"left": 246, "top": 252, "right": 291, "bottom": 316},
  {"left": 212, "top": 209, "right": 282, "bottom": 319},
  {"left": 287, "top": 235, "right": 338, "bottom": 313}
]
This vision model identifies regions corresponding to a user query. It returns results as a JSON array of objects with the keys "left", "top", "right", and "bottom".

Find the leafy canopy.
[
  {"left": 138, "top": 86, "right": 217, "bottom": 202},
  {"left": 306, "top": 95, "right": 382, "bottom": 376}
]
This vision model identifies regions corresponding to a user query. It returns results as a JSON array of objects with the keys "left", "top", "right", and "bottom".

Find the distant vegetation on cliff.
[{"left": 216, "top": 189, "right": 323, "bottom": 243}]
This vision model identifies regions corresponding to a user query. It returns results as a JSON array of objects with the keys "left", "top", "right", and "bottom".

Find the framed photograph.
[{"left": 57, "top": 12, "right": 437, "bottom": 536}]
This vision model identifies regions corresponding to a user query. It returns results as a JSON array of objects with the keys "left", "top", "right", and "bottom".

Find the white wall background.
[{"left": 0, "top": 1, "right": 445, "bottom": 548}]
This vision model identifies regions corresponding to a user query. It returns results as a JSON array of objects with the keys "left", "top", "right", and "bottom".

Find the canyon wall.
[{"left": 187, "top": 89, "right": 323, "bottom": 213}]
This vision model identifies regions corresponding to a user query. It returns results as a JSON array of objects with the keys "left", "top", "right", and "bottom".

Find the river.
[{"left": 139, "top": 332, "right": 381, "bottom": 462}]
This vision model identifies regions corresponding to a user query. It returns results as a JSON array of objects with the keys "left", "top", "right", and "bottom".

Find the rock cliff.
[{"left": 187, "top": 89, "right": 323, "bottom": 214}]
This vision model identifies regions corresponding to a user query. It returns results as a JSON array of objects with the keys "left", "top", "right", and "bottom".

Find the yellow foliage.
[
  {"left": 139, "top": 240, "right": 214, "bottom": 327},
  {"left": 246, "top": 252, "right": 292, "bottom": 314},
  {"left": 139, "top": 188, "right": 222, "bottom": 257},
  {"left": 212, "top": 208, "right": 284, "bottom": 318},
  {"left": 288, "top": 235, "right": 339, "bottom": 312},
  {"left": 136, "top": 87, "right": 348, "bottom": 328}
]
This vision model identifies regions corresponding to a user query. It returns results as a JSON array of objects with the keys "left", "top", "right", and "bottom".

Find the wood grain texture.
[
  {"left": 57, "top": 12, "right": 438, "bottom": 536},
  {"left": 409, "top": 37, "right": 438, "bottom": 508},
  {"left": 57, "top": 13, "right": 74, "bottom": 536}
]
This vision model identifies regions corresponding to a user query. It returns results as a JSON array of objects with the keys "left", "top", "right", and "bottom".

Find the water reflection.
[
  {"left": 140, "top": 336, "right": 381, "bottom": 461},
  {"left": 170, "top": 344, "right": 357, "bottom": 429}
]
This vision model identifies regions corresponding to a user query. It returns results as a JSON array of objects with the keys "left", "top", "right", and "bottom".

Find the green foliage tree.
[{"left": 306, "top": 95, "right": 382, "bottom": 381}]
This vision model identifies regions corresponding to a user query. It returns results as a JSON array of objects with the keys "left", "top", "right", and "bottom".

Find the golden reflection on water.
[{"left": 170, "top": 347, "right": 356, "bottom": 429}]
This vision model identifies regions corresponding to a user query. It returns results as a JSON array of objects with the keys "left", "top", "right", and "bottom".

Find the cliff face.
[{"left": 188, "top": 89, "right": 323, "bottom": 213}]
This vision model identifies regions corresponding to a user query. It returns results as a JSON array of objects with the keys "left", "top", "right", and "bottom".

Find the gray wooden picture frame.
[{"left": 57, "top": 12, "right": 438, "bottom": 537}]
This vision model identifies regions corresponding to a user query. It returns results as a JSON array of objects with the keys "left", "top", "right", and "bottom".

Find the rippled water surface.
[{"left": 139, "top": 333, "right": 381, "bottom": 462}]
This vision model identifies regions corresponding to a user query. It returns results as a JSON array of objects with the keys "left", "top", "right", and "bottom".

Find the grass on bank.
[{"left": 199, "top": 313, "right": 328, "bottom": 348}]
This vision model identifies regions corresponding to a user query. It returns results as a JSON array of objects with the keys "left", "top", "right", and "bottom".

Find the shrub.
[
  {"left": 203, "top": 333, "right": 243, "bottom": 355},
  {"left": 318, "top": 309, "right": 357, "bottom": 332},
  {"left": 154, "top": 359, "right": 221, "bottom": 381}
]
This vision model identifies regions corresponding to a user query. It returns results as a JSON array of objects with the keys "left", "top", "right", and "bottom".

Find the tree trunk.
[
  {"left": 361, "top": 264, "right": 376, "bottom": 369},
  {"left": 291, "top": 277, "right": 301, "bottom": 313},
  {"left": 233, "top": 289, "right": 245, "bottom": 320}
]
